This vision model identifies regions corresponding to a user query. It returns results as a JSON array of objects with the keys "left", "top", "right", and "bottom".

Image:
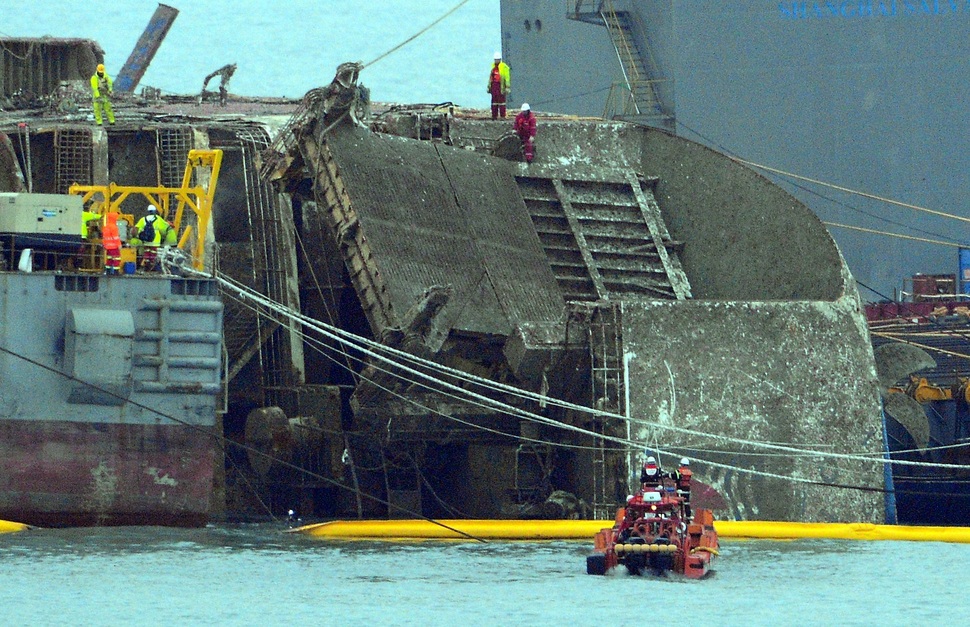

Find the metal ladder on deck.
[{"left": 588, "top": 302, "right": 628, "bottom": 519}]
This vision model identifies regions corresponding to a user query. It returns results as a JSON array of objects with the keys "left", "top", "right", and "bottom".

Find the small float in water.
[{"left": 586, "top": 475, "right": 719, "bottom": 579}]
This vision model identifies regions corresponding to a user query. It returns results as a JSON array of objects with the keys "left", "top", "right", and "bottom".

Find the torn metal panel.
[
  {"left": 298, "top": 130, "right": 397, "bottom": 337},
  {"left": 322, "top": 124, "right": 563, "bottom": 338},
  {"left": 114, "top": 4, "right": 179, "bottom": 93},
  {"left": 503, "top": 319, "right": 587, "bottom": 388}
]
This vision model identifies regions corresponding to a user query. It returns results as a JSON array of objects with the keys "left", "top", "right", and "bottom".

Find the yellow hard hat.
[{"left": 97, "top": 64, "right": 105, "bottom": 73}]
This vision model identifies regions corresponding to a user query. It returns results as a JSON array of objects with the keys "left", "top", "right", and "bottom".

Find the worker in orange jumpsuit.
[
  {"left": 513, "top": 103, "right": 537, "bottom": 163},
  {"left": 102, "top": 211, "right": 121, "bottom": 274},
  {"left": 487, "top": 52, "right": 511, "bottom": 119},
  {"left": 90, "top": 64, "right": 115, "bottom": 126}
]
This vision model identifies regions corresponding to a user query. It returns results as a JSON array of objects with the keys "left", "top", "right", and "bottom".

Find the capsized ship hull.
[{"left": 0, "top": 33, "right": 887, "bottom": 524}]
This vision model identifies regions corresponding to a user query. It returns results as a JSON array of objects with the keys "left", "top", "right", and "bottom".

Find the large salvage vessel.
[{"left": 869, "top": 293, "right": 970, "bottom": 526}]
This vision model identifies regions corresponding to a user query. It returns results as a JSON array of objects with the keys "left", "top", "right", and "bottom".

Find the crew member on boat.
[
  {"left": 669, "top": 457, "right": 693, "bottom": 519},
  {"left": 640, "top": 454, "right": 663, "bottom": 489},
  {"left": 131, "top": 205, "right": 174, "bottom": 271},
  {"left": 102, "top": 211, "right": 121, "bottom": 274}
]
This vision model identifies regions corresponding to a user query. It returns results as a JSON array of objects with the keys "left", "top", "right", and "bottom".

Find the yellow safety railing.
[{"left": 70, "top": 149, "right": 222, "bottom": 271}]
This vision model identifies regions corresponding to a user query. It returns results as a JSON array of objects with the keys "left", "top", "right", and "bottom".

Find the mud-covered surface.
[
  {"left": 324, "top": 124, "right": 564, "bottom": 337},
  {"left": 623, "top": 296, "right": 884, "bottom": 522}
]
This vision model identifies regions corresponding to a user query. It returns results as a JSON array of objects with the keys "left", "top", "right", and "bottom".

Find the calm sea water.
[
  {"left": 2, "top": 0, "right": 500, "bottom": 107},
  {"left": 0, "top": 525, "right": 966, "bottom": 625}
]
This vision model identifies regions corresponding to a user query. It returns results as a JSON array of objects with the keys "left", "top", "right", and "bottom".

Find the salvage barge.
[{"left": 0, "top": 35, "right": 889, "bottom": 526}]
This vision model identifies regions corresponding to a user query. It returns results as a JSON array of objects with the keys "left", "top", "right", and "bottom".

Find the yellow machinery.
[
  {"left": 69, "top": 149, "right": 223, "bottom": 271},
  {"left": 890, "top": 376, "right": 970, "bottom": 404}
]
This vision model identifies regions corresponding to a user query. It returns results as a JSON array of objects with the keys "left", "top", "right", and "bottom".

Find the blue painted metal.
[
  {"left": 880, "top": 405, "right": 898, "bottom": 525},
  {"left": 959, "top": 248, "right": 970, "bottom": 296},
  {"left": 114, "top": 3, "right": 179, "bottom": 93}
]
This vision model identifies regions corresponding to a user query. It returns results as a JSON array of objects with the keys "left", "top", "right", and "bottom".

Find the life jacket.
[
  {"left": 488, "top": 62, "right": 510, "bottom": 93},
  {"left": 102, "top": 212, "right": 121, "bottom": 250},
  {"left": 81, "top": 210, "right": 101, "bottom": 238},
  {"left": 676, "top": 467, "right": 692, "bottom": 491}
]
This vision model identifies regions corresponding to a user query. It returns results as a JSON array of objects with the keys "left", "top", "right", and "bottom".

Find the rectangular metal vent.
[
  {"left": 55, "top": 275, "right": 99, "bottom": 292},
  {"left": 171, "top": 279, "right": 216, "bottom": 296}
]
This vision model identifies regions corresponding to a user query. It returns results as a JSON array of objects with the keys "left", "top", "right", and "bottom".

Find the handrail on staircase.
[
  {"left": 567, "top": 0, "right": 604, "bottom": 17},
  {"left": 568, "top": 0, "right": 672, "bottom": 121},
  {"left": 599, "top": 0, "right": 640, "bottom": 115}
]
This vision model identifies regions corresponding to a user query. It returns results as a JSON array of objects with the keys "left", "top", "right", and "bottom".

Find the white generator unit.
[{"left": 0, "top": 192, "right": 83, "bottom": 247}]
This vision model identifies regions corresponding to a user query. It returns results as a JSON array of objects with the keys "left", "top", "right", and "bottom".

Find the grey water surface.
[{"left": 0, "top": 525, "right": 963, "bottom": 626}]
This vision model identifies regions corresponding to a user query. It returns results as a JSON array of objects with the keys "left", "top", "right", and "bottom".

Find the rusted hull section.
[{"left": 0, "top": 419, "right": 214, "bottom": 527}]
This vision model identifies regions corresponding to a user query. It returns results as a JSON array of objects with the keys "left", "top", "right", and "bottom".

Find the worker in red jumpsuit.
[
  {"left": 514, "top": 102, "right": 537, "bottom": 163},
  {"left": 102, "top": 211, "right": 121, "bottom": 275},
  {"left": 487, "top": 52, "right": 510, "bottom": 119}
]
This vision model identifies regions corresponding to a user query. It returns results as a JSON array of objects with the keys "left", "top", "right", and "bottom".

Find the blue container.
[{"left": 123, "top": 262, "right": 136, "bottom": 275}]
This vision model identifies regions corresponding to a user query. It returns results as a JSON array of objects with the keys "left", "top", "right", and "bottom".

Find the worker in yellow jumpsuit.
[
  {"left": 78, "top": 207, "right": 102, "bottom": 270},
  {"left": 131, "top": 205, "right": 173, "bottom": 270},
  {"left": 90, "top": 63, "right": 115, "bottom": 126}
]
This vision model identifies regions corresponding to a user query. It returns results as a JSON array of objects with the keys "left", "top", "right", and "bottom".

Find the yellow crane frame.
[{"left": 69, "top": 149, "right": 223, "bottom": 271}]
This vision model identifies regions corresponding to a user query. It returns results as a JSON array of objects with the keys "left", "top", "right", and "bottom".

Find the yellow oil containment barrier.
[
  {"left": 0, "top": 519, "right": 30, "bottom": 534},
  {"left": 293, "top": 519, "right": 604, "bottom": 540},
  {"left": 293, "top": 519, "right": 970, "bottom": 544}
]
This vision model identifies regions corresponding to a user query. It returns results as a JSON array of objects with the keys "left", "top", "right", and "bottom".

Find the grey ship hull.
[{"left": 0, "top": 272, "right": 222, "bottom": 527}]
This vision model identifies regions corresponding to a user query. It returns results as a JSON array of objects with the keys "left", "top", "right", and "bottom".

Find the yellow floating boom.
[
  {"left": 0, "top": 519, "right": 30, "bottom": 534},
  {"left": 293, "top": 519, "right": 970, "bottom": 544}
]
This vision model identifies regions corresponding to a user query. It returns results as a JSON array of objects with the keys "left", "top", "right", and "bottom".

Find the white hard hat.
[
  {"left": 680, "top": 457, "right": 690, "bottom": 466},
  {"left": 521, "top": 102, "right": 530, "bottom": 111},
  {"left": 494, "top": 51, "right": 502, "bottom": 60},
  {"left": 646, "top": 455, "right": 656, "bottom": 464},
  {"left": 146, "top": 205, "right": 157, "bottom": 214}
]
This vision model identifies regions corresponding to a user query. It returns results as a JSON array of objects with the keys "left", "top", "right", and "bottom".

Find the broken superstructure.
[{"left": 0, "top": 35, "right": 888, "bottom": 525}]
